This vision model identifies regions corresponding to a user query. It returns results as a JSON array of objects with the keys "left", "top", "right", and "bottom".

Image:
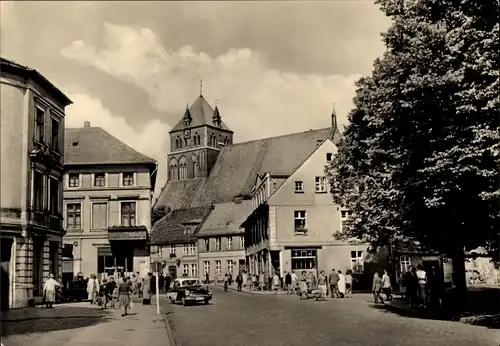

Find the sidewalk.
[
  {"left": 1, "top": 298, "right": 172, "bottom": 346},
  {"left": 211, "top": 283, "right": 288, "bottom": 295}
]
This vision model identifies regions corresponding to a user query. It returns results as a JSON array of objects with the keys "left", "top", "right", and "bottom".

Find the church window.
[
  {"left": 193, "top": 133, "right": 199, "bottom": 146},
  {"left": 200, "top": 152, "right": 206, "bottom": 168},
  {"left": 169, "top": 158, "right": 179, "bottom": 181},
  {"left": 184, "top": 138, "right": 188, "bottom": 147},
  {"left": 192, "top": 154, "right": 199, "bottom": 178},
  {"left": 179, "top": 157, "right": 188, "bottom": 180}
]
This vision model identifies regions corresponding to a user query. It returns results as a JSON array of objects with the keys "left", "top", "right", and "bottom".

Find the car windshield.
[{"left": 182, "top": 280, "right": 202, "bottom": 286}]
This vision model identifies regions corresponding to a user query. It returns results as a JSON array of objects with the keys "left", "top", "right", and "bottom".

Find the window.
[
  {"left": 326, "top": 153, "right": 333, "bottom": 162},
  {"left": 294, "top": 181, "right": 304, "bottom": 193},
  {"left": 226, "top": 237, "right": 232, "bottom": 250},
  {"left": 120, "top": 202, "right": 136, "bottom": 227},
  {"left": 239, "top": 236, "right": 244, "bottom": 249},
  {"left": 35, "top": 107, "right": 45, "bottom": 142},
  {"left": 33, "top": 170, "right": 44, "bottom": 210},
  {"left": 68, "top": 174, "right": 80, "bottom": 188},
  {"left": 203, "top": 261, "right": 210, "bottom": 275},
  {"left": 215, "top": 260, "right": 222, "bottom": 275},
  {"left": 91, "top": 202, "right": 108, "bottom": 229},
  {"left": 204, "top": 239, "right": 210, "bottom": 251},
  {"left": 351, "top": 251, "right": 364, "bottom": 273},
  {"left": 227, "top": 260, "right": 234, "bottom": 274},
  {"left": 183, "top": 244, "right": 196, "bottom": 256},
  {"left": 66, "top": 203, "right": 82, "bottom": 230},
  {"left": 192, "top": 155, "right": 199, "bottom": 178},
  {"left": 315, "top": 176, "right": 327, "bottom": 193},
  {"left": 200, "top": 152, "right": 206, "bottom": 168},
  {"left": 191, "top": 264, "right": 198, "bottom": 277},
  {"left": 179, "top": 158, "right": 188, "bottom": 180},
  {"left": 51, "top": 118, "right": 60, "bottom": 151},
  {"left": 48, "top": 177, "right": 59, "bottom": 213},
  {"left": 122, "top": 173, "right": 134, "bottom": 186},
  {"left": 291, "top": 249, "right": 317, "bottom": 270},
  {"left": 183, "top": 264, "right": 189, "bottom": 276},
  {"left": 341, "top": 210, "right": 353, "bottom": 230},
  {"left": 170, "top": 245, "right": 176, "bottom": 255},
  {"left": 294, "top": 210, "right": 306, "bottom": 232},
  {"left": 62, "top": 244, "right": 73, "bottom": 258},
  {"left": 215, "top": 237, "right": 221, "bottom": 251},
  {"left": 94, "top": 173, "right": 105, "bottom": 187},
  {"left": 400, "top": 255, "right": 411, "bottom": 273}
]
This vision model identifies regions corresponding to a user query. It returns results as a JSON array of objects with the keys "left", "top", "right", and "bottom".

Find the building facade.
[
  {"left": 242, "top": 139, "right": 368, "bottom": 283},
  {"left": 63, "top": 122, "right": 157, "bottom": 282},
  {"left": 151, "top": 207, "right": 212, "bottom": 279},
  {"left": 197, "top": 200, "right": 252, "bottom": 282},
  {"left": 0, "top": 57, "right": 72, "bottom": 308}
]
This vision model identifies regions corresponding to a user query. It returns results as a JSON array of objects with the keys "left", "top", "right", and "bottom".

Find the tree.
[
  {"left": 326, "top": 0, "right": 499, "bottom": 294},
  {"left": 151, "top": 205, "right": 171, "bottom": 226}
]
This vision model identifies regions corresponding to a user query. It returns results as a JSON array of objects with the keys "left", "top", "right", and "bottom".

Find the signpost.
[{"left": 151, "top": 256, "right": 163, "bottom": 315}]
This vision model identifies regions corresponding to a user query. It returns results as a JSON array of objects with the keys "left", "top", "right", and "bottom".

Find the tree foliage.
[
  {"left": 151, "top": 205, "right": 171, "bottom": 226},
  {"left": 326, "top": 0, "right": 499, "bottom": 266}
]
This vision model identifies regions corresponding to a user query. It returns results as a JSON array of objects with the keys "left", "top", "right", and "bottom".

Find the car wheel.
[
  {"left": 183, "top": 299, "right": 188, "bottom": 306},
  {"left": 204, "top": 299, "right": 209, "bottom": 305}
]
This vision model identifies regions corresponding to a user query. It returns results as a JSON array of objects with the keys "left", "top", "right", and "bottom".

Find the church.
[{"left": 151, "top": 91, "right": 368, "bottom": 284}]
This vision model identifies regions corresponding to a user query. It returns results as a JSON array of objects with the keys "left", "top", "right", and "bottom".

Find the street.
[{"left": 161, "top": 286, "right": 499, "bottom": 346}]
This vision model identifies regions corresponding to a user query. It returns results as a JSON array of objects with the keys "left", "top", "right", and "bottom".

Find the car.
[
  {"left": 166, "top": 278, "right": 212, "bottom": 306},
  {"left": 61, "top": 280, "right": 88, "bottom": 302}
]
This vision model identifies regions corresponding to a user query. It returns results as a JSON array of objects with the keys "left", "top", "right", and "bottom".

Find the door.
[{"left": 0, "top": 238, "right": 13, "bottom": 310}]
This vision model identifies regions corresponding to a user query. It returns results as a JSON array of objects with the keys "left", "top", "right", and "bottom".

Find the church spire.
[
  {"left": 213, "top": 99, "right": 221, "bottom": 127},
  {"left": 183, "top": 102, "right": 192, "bottom": 126},
  {"left": 331, "top": 103, "right": 337, "bottom": 131},
  {"left": 331, "top": 103, "right": 342, "bottom": 145},
  {"left": 200, "top": 80, "right": 203, "bottom": 96}
]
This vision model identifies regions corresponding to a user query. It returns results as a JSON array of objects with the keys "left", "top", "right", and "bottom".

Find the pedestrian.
[
  {"left": 99, "top": 279, "right": 108, "bottom": 308},
  {"left": 165, "top": 274, "right": 171, "bottom": 292},
  {"left": 118, "top": 277, "right": 131, "bottom": 317},
  {"left": 427, "top": 265, "right": 444, "bottom": 309},
  {"left": 329, "top": 269, "right": 340, "bottom": 298},
  {"left": 228, "top": 273, "right": 233, "bottom": 286},
  {"left": 372, "top": 272, "right": 384, "bottom": 304},
  {"left": 272, "top": 272, "right": 280, "bottom": 294},
  {"left": 345, "top": 269, "right": 353, "bottom": 298},
  {"left": 205, "top": 271, "right": 210, "bottom": 285},
  {"left": 337, "top": 270, "right": 346, "bottom": 298},
  {"left": 131, "top": 274, "right": 138, "bottom": 295},
  {"left": 284, "top": 271, "right": 293, "bottom": 295},
  {"left": 381, "top": 269, "right": 393, "bottom": 301},
  {"left": 43, "top": 273, "right": 60, "bottom": 308},
  {"left": 136, "top": 272, "right": 143, "bottom": 298},
  {"left": 416, "top": 264, "right": 427, "bottom": 308},
  {"left": 87, "top": 274, "right": 99, "bottom": 305},
  {"left": 142, "top": 272, "right": 152, "bottom": 305},
  {"left": 242, "top": 270, "right": 248, "bottom": 288},
  {"left": 317, "top": 270, "right": 328, "bottom": 300},
  {"left": 106, "top": 276, "right": 117, "bottom": 308},
  {"left": 291, "top": 271, "right": 299, "bottom": 295},
  {"left": 251, "top": 273, "right": 257, "bottom": 291},
  {"left": 224, "top": 273, "right": 229, "bottom": 291},
  {"left": 299, "top": 271, "right": 308, "bottom": 299},
  {"left": 259, "top": 272, "right": 265, "bottom": 291},
  {"left": 236, "top": 272, "right": 243, "bottom": 291}
]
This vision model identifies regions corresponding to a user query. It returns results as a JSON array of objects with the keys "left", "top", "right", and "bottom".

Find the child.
[{"left": 99, "top": 280, "right": 108, "bottom": 309}]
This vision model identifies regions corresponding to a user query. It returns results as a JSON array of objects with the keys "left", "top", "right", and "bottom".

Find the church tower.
[{"left": 167, "top": 87, "right": 233, "bottom": 181}]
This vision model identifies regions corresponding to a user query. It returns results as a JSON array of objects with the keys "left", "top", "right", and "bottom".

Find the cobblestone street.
[{"left": 161, "top": 286, "right": 499, "bottom": 346}]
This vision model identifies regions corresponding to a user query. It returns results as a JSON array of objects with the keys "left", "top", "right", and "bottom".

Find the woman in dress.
[
  {"left": 142, "top": 272, "right": 152, "bottom": 305},
  {"left": 299, "top": 271, "right": 308, "bottom": 299},
  {"left": 118, "top": 277, "right": 131, "bottom": 316},
  {"left": 337, "top": 270, "right": 346, "bottom": 298},
  {"left": 344, "top": 270, "right": 353, "bottom": 298}
]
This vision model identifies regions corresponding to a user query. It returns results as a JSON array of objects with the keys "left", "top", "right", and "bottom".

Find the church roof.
[
  {"left": 154, "top": 127, "right": 332, "bottom": 210},
  {"left": 170, "top": 95, "right": 232, "bottom": 132},
  {"left": 65, "top": 126, "right": 156, "bottom": 166}
]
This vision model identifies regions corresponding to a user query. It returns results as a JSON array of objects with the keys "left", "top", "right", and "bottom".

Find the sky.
[{"left": 0, "top": 1, "right": 390, "bottom": 195}]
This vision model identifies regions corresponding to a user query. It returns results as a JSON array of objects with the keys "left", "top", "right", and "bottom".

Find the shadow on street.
[{"left": 0, "top": 305, "right": 113, "bottom": 337}]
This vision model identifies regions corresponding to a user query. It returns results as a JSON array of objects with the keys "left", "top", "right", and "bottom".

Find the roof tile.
[
  {"left": 65, "top": 127, "right": 156, "bottom": 165},
  {"left": 197, "top": 201, "right": 253, "bottom": 237}
]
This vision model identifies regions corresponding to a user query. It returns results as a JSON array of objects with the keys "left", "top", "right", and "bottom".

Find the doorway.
[
  {"left": 32, "top": 237, "right": 44, "bottom": 297},
  {"left": 0, "top": 238, "right": 13, "bottom": 310}
]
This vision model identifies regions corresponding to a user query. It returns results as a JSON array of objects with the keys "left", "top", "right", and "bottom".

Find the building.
[
  {"left": 0, "top": 57, "right": 72, "bottom": 308},
  {"left": 150, "top": 207, "right": 212, "bottom": 279},
  {"left": 241, "top": 138, "right": 368, "bottom": 283},
  {"left": 63, "top": 122, "right": 157, "bottom": 281},
  {"left": 151, "top": 93, "right": 368, "bottom": 285},
  {"left": 197, "top": 200, "right": 253, "bottom": 281}
]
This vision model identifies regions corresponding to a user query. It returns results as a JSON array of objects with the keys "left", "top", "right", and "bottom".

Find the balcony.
[
  {"left": 29, "top": 142, "right": 63, "bottom": 168},
  {"left": 28, "top": 209, "right": 63, "bottom": 231}
]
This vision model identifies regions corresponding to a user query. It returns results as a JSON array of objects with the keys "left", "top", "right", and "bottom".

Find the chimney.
[{"left": 84, "top": 121, "right": 91, "bottom": 128}]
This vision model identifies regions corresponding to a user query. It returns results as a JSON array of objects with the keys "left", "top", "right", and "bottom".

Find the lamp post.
[{"left": 150, "top": 256, "right": 163, "bottom": 315}]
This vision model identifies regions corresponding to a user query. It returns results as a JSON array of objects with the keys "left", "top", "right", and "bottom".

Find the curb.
[
  {"left": 383, "top": 301, "right": 443, "bottom": 320},
  {"left": 211, "top": 284, "right": 288, "bottom": 296},
  {"left": 161, "top": 311, "right": 180, "bottom": 346},
  {"left": 459, "top": 314, "right": 500, "bottom": 328}
]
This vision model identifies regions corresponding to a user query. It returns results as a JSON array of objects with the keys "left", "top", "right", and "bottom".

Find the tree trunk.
[{"left": 450, "top": 246, "right": 468, "bottom": 312}]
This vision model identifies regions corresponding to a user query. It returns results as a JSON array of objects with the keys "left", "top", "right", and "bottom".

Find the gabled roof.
[
  {"left": 170, "top": 96, "right": 231, "bottom": 132},
  {"left": 155, "top": 127, "right": 332, "bottom": 210},
  {"left": 1, "top": 57, "right": 72, "bottom": 106},
  {"left": 197, "top": 200, "right": 253, "bottom": 237},
  {"left": 64, "top": 127, "right": 156, "bottom": 166},
  {"left": 150, "top": 206, "right": 213, "bottom": 245},
  {"left": 154, "top": 179, "right": 207, "bottom": 211}
]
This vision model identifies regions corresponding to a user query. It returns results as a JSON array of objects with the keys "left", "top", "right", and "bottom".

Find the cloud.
[
  {"left": 61, "top": 23, "right": 361, "bottom": 140},
  {"left": 65, "top": 92, "right": 170, "bottom": 192}
]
